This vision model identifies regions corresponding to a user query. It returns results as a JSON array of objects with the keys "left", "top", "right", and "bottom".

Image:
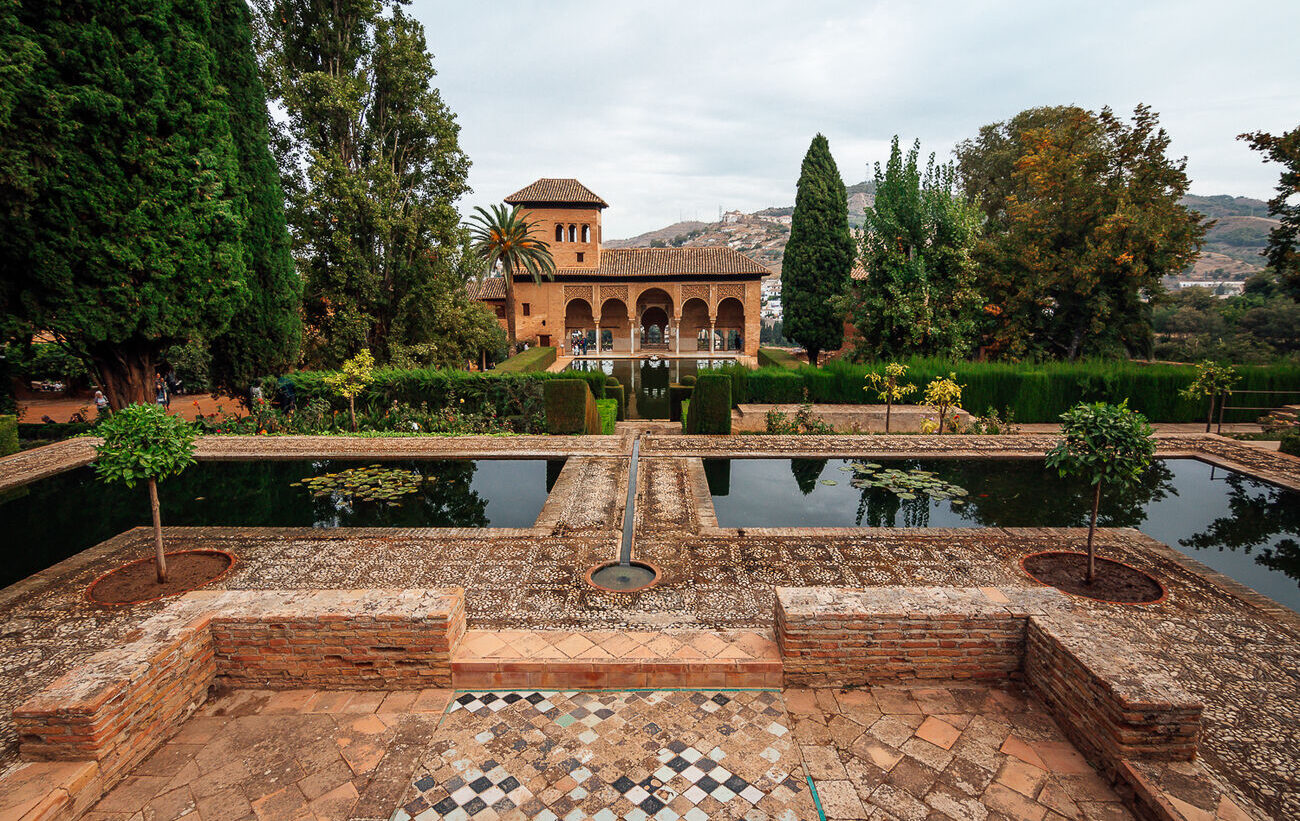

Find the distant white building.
[{"left": 1164, "top": 279, "right": 1245, "bottom": 297}]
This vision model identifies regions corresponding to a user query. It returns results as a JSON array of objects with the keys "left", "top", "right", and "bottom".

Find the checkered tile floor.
[{"left": 392, "top": 690, "right": 815, "bottom": 820}]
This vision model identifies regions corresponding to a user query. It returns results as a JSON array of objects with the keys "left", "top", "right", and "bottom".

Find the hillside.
[{"left": 606, "top": 186, "right": 1275, "bottom": 281}]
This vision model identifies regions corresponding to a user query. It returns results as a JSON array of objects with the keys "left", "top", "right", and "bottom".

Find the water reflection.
[
  {"left": 565, "top": 358, "right": 733, "bottom": 419},
  {"left": 1180, "top": 472, "right": 1300, "bottom": 583}
]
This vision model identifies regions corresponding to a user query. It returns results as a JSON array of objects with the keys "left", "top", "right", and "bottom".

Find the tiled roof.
[
  {"left": 466, "top": 277, "right": 506, "bottom": 299},
  {"left": 558, "top": 247, "right": 770, "bottom": 278},
  {"left": 850, "top": 263, "right": 868, "bottom": 281},
  {"left": 504, "top": 178, "right": 608, "bottom": 207}
]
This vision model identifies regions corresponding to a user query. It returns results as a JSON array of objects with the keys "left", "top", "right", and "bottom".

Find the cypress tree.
[
  {"left": 782, "top": 134, "right": 853, "bottom": 366},
  {"left": 0, "top": 0, "right": 247, "bottom": 408},
  {"left": 206, "top": 0, "right": 301, "bottom": 399}
]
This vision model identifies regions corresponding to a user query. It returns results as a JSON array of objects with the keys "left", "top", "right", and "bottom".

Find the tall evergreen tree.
[
  {"left": 838, "top": 137, "right": 982, "bottom": 359},
  {"left": 252, "top": 0, "right": 477, "bottom": 368},
  {"left": 782, "top": 134, "right": 852, "bottom": 366},
  {"left": 956, "top": 105, "right": 1205, "bottom": 360},
  {"left": 207, "top": 0, "right": 301, "bottom": 399},
  {"left": 0, "top": 0, "right": 248, "bottom": 408},
  {"left": 1239, "top": 124, "right": 1300, "bottom": 300}
]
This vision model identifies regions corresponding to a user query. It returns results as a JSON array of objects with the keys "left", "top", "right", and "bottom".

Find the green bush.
[
  {"left": 669, "top": 384, "right": 693, "bottom": 422},
  {"left": 596, "top": 399, "right": 618, "bottom": 434},
  {"left": 686, "top": 373, "right": 732, "bottom": 434},
  {"left": 605, "top": 382, "right": 626, "bottom": 421},
  {"left": 680, "top": 399, "right": 690, "bottom": 433},
  {"left": 1281, "top": 429, "right": 1300, "bottom": 457},
  {"left": 545, "top": 379, "right": 600, "bottom": 434},
  {"left": 0, "top": 415, "right": 17, "bottom": 456},
  {"left": 721, "top": 357, "right": 1300, "bottom": 423},
  {"left": 17, "top": 422, "right": 95, "bottom": 442},
  {"left": 495, "top": 346, "right": 557, "bottom": 372},
  {"left": 757, "top": 347, "right": 803, "bottom": 369}
]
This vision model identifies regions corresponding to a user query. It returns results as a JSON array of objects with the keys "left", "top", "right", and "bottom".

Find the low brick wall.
[
  {"left": 13, "top": 588, "right": 465, "bottom": 789},
  {"left": 775, "top": 586, "right": 1202, "bottom": 767}
]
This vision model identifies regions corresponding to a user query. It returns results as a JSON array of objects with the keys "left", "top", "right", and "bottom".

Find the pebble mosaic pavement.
[{"left": 2, "top": 433, "right": 1299, "bottom": 818}]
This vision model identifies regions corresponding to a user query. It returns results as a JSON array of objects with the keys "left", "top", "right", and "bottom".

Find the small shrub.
[
  {"left": 765, "top": 391, "right": 835, "bottom": 434},
  {"left": 687, "top": 373, "right": 732, "bottom": 434},
  {"left": 596, "top": 399, "right": 618, "bottom": 434},
  {"left": 0, "top": 415, "right": 17, "bottom": 456},
  {"left": 1281, "top": 429, "right": 1300, "bottom": 457},
  {"left": 680, "top": 399, "right": 690, "bottom": 432},
  {"left": 322, "top": 349, "right": 375, "bottom": 430},
  {"left": 682, "top": 375, "right": 697, "bottom": 386},
  {"left": 669, "top": 384, "right": 693, "bottom": 422},
  {"left": 544, "top": 379, "right": 595, "bottom": 435},
  {"left": 605, "top": 383, "right": 626, "bottom": 421},
  {"left": 922, "top": 374, "right": 964, "bottom": 434}
]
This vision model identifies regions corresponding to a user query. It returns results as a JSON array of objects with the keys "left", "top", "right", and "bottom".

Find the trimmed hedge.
[
  {"left": 495, "top": 346, "right": 556, "bottom": 372},
  {"left": 0, "top": 415, "right": 17, "bottom": 456},
  {"left": 17, "top": 421, "right": 95, "bottom": 441},
  {"left": 680, "top": 399, "right": 690, "bottom": 433},
  {"left": 605, "top": 379, "right": 625, "bottom": 421},
  {"left": 713, "top": 358, "right": 1300, "bottom": 423},
  {"left": 544, "top": 379, "right": 601, "bottom": 434},
  {"left": 669, "top": 384, "right": 693, "bottom": 423},
  {"left": 686, "top": 373, "right": 732, "bottom": 434},
  {"left": 757, "top": 347, "right": 804, "bottom": 369},
  {"left": 1281, "top": 430, "right": 1300, "bottom": 458},
  {"left": 596, "top": 399, "right": 618, "bottom": 434}
]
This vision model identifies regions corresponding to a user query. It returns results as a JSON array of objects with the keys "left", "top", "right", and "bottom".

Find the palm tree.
[{"left": 468, "top": 204, "right": 556, "bottom": 351}]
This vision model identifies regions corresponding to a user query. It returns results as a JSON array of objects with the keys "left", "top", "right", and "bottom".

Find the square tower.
[{"left": 504, "top": 178, "right": 607, "bottom": 269}]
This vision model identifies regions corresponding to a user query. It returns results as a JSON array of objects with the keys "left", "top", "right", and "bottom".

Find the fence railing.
[{"left": 1216, "top": 389, "right": 1300, "bottom": 433}]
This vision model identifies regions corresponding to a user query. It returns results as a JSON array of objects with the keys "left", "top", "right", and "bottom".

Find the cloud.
[{"left": 414, "top": 0, "right": 1300, "bottom": 236}]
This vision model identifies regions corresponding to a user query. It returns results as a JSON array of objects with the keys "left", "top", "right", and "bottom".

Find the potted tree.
[
  {"left": 94, "top": 403, "right": 198, "bottom": 586},
  {"left": 1180, "top": 360, "right": 1238, "bottom": 433},
  {"left": 1032, "top": 400, "right": 1162, "bottom": 602}
]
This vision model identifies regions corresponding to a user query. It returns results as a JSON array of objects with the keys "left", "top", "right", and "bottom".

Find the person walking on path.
[
  {"left": 155, "top": 376, "right": 169, "bottom": 408},
  {"left": 94, "top": 390, "right": 109, "bottom": 417}
]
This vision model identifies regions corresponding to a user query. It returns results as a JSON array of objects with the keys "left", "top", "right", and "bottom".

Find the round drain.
[{"left": 586, "top": 560, "right": 660, "bottom": 592}]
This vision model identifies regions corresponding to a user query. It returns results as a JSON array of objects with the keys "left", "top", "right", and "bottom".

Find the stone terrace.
[{"left": 0, "top": 432, "right": 1298, "bottom": 818}]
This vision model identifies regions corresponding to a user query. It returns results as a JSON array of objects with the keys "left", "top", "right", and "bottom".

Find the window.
[
  {"left": 554, "top": 224, "right": 563, "bottom": 242},
  {"left": 581, "top": 225, "right": 590, "bottom": 243},
  {"left": 522, "top": 303, "right": 531, "bottom": 316},
  {"left": 576, "top": 252, "right": 585, "bottom": 263},
  {"left": 568, "top": 224, "right": 577, "bottom": 242}
]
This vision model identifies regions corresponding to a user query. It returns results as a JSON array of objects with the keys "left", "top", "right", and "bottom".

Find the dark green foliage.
[
  {"left": 715, "top": 358, "right": 1300, "bottom": 423},
  {"left": 682, "top": 375, "right": 697, "bottom": 386},
  {"left": 1239, "top": 125, "right": 1300, "bottom": 298},
  {"left": 544, "top": 379, "right": 598, "bottom": 435},
  {"left": 254, "top": 1, "right": 472, "bottom": 367},
  {"left": 669, "top": 384, "right": 692, "bottom": 423},
  {"left": 686, "top": 373, "right": 732, "bottom": 434},
  {"left": 495, "top": 346, "right": 556, "bottom": 372},
  {"left": 782, "top": 134, "right": 852, "bottom": 365},
  {"left": 596, "top": 398, "right": 617, "bottom": 435},
  {"left": 790, "top": 459, "right": 827, "bottom": 495},
  {"left": 206, "top": 0, "right": 300, "bottom": 399},
  {"left": 1280, "top": 429, "right": 1300, "bottom": 457},
  {"left": 18, "top": 422, "right": 95, "bottom": 442},
  {"left": 757, "top": 347, "right": 803, "bottom": 369},
  {"left": 94, "top": 404, "right": 198, "bottom": 488},
  {"left": 0, "top": 414, "right": 17, "bottom": 456},
  {"left": 1153, "top": 274, "right": 1300, "bottom": 362},
  {"left": 1, "top": 0, "right": 250, "bottom": 408},
  {"left": 840, "top": 137, "right": 981, "bottom": 359},
  {"left": 605, "top": 383, "right": 625, "bottom": 421}
]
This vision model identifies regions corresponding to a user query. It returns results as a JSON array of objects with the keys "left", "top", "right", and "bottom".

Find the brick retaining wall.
[
  {"left": 13, "top": 588, "right": 464, "bottom": 790},
  {"left": 775, "top": 586, "right": 1202, "bottom": 768}
]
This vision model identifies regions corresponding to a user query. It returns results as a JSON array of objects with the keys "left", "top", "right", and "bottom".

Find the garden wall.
[
  {"left": 718, "top": 358, "right": 1300, "bottom": 422},
  {"left": 775, "top": 586, "right": 1202, "bottom": 767},
  {"left": 13, "top": 589, "right": 465, "bottom": 789}
]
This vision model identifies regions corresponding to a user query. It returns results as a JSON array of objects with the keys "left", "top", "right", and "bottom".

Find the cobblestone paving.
[{"left": 785, "top": 685, "right": 1133, "bottom": 821}]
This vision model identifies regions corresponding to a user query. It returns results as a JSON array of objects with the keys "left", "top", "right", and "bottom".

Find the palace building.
[{"left": 470, "top": 178, "right": 768, "bottom": 357}]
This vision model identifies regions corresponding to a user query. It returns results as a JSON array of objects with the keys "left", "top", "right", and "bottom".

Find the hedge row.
[
  {"left": 713, "top": 358, "right": 1300, "bottom": 423},
  {"left": 0, "top": 415, "right": 17, "bottom": 456},
  {"left": 686, "top": 373, "right": 732, "bottom": 434},
  {"left": 605, "top": 378, "right": 625, "bottom": 421},
  {"left": 494, "top": 346, "right": 557, "bottom": 372},
  {"left": 265, "top": 367, "right": 606, "bottom": 431},
  {"left": 544, "top": 379, "right": 601, "bottom": 434},
  {"left": 596, "top": 399, "right": 618, "bottom": 434},
  {"left": 757, "top": 347, "right": 804, "bottom": 369},
  {"left": 1281, "top": 430, "right": 1300, "bottom": 457}
]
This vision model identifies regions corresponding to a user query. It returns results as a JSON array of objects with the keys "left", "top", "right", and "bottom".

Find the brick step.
[{"left": 451, "top": 628, "right": 782, "bottom": 689}]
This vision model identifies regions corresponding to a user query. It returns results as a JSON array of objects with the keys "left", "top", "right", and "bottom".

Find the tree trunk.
[
  {"left": 348, "top": 396, "right": 357, "bottom": 431},
  {"left": 1086, "top": 482, "right": 1101, "bottom": 584},
  {"left": 806, "top": 347, "right": 819, "bottom": 368},
  {"left": 1204, "top": 394, "right": 1214, "bottom": 433},
  {"left": 503, "top": 264, "right": 518, "bottom": 352},
  {"left": 885, "top": 396, "right": 892, "bottom": 434},
  {"left": 148, "top": 478, "right": 168, "bottom": 584},
  {"left": 90, "top": 342, "right": 159, "bottom": 410},
  {"left": 938, "top": 408, "right": 947, "bottom": 434}
]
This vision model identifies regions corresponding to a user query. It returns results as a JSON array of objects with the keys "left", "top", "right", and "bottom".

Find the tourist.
[
  {"left": 93, "top": 390, "right": 109, "bottom": 418},
  {"left": 155, "top": 375, "right": 169, "bottom": 408}
]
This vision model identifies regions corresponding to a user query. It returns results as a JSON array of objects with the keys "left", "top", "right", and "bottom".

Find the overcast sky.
[{"left": 410, "top": 0, "right": 1299, "bottom": 238}]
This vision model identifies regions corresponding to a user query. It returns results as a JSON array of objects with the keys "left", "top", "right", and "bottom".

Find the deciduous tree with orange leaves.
[{"left": 956, "top": 105, "right": 1207, "bottom": 360}]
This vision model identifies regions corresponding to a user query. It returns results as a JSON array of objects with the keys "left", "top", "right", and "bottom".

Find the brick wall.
[
  {"left": 775, "top": 586, "right": 1202, "bottom": 768},
  {"left": 13, "top": 588, "right": 465, "bottom": 790}
]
